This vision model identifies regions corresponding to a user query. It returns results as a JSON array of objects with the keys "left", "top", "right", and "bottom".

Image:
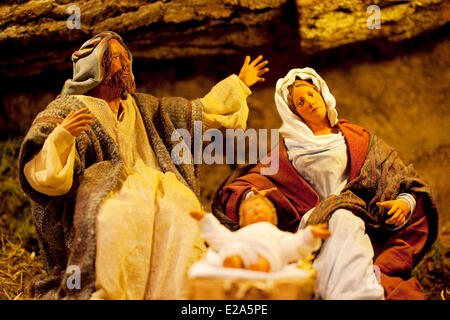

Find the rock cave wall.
[{"left": 0, "top": 0, "right": 449, "bottom": 228}]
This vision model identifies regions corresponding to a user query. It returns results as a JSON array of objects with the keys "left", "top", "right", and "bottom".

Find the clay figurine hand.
[
  {"left": 190, "top": 210, "right": 208, "bottom": 221},
  {"left": 61, "top": 107, "right": 95, "bottom": 137},
  {"left": 310, "top": 223, "right": 331, "bottom": 239},
  {"left": 250, "top": 186, "right": 277, "bottom": 197},
  {"left": 377, "top": 200, "right": 409, "bottom": 226},
  {"left": 248, "top": 255, "right": 271, "bottom": 272},
  {"left": 238, "top": 55, "right": 269, "bottom": 88},
  {"left": 223, "top": 254, "right": 271, "bottom": 272},
  {"left": 223, "top": 254, "right": 244, "bottom": 269}
]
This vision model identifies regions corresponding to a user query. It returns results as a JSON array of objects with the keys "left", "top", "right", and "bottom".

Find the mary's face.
[{"left": 291, "top": 81, "right": 328, "bottom": 126}]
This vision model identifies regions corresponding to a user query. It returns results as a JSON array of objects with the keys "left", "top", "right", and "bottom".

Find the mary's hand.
[
  {"left": 377, "top": 200, "right": 409, "bottom": 226},
  {"left": 238, "top": 55, "right": 269, "bottom": 88}
]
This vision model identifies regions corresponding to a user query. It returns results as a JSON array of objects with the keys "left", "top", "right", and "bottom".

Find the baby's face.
[{"left": 242, "top": 197, "right": 274, "bottom": 226}]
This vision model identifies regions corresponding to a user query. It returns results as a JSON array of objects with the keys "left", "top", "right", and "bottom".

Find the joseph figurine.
[{"left": 18, "top": 31, "right": 269, "bottom": 300}]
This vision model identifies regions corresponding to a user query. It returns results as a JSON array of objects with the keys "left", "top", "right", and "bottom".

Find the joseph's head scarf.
[{"left": 61, "top": 31, "right": 134, "bottom": 96}]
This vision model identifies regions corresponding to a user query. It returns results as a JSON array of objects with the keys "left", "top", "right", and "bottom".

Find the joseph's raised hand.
[
  {"left": 61, "top": 107, "right": 95, "bottom": 137},
  {"left": 238, "top": 55, "right": 269, "bottom": 88}
]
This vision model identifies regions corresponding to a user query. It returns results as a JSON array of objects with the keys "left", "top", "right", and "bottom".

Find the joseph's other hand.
[{"left": 61, "top": 107, "right": 95, "bottom": 137}]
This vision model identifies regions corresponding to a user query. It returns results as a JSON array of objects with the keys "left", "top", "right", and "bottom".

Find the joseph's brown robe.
[{"left": 216, "top": 120, "right": 438, "bottom": 300}]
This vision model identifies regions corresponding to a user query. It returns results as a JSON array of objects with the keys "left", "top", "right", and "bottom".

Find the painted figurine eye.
[
  {"left": 309, "top": 92, "right": 315, "bottom": 97},
  {"left": 297, "top": 98, "right": 304, "bottom": 107}
]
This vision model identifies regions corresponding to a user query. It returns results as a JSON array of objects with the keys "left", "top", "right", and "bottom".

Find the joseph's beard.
[{"left": 103, "top": 68, "right": 136, "bottom": 94}]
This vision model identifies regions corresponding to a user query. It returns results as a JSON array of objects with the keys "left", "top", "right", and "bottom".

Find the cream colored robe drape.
[{"left": 23, "top": 75, "right": 251, "bottom": 299}]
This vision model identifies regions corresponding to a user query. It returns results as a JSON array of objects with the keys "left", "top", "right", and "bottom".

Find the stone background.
[
  {"left": 0, "top": 0, "right": 448, "bottom": 300},
  {"left": 0, "top": 0, "right": 448, "bottom": 227}
]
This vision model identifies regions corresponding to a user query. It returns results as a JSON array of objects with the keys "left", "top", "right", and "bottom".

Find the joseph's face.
[
  {"left": 291, "top": 81, "right": 328, "bottom": 125},
  {"left": 104, "top": 39, "right": 135, "bottom": 93},
  {"left": 108, "top": 39, "right": 131, "bottom": 76}
]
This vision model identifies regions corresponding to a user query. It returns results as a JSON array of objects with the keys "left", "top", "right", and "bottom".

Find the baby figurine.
[{"left": 190, "top": 188, "right": 330, "bottom": 273}]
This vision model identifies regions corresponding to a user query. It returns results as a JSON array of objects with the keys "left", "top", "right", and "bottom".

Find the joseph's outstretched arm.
[
  {"left": 200, "top": 74, "right": 251, "bottom": 130},
  {"left": 162, "top": 56, "right": 268, "bottom": 132},
  {"left": 200, "top": 55, "right": 268, "bottom": 130}
]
